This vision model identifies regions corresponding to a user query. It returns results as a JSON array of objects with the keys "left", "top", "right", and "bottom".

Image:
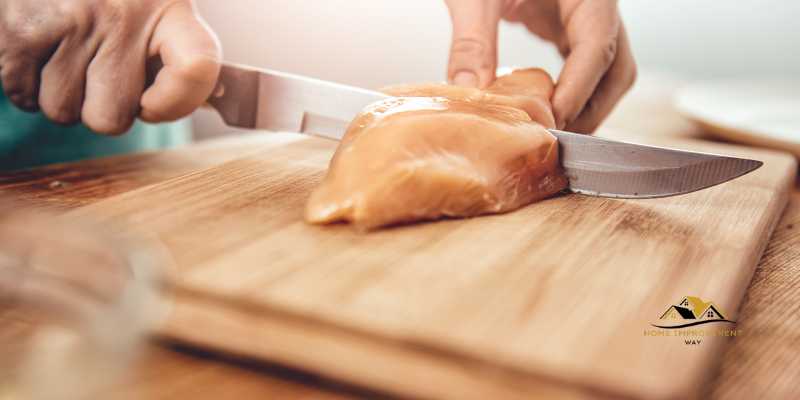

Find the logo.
[
  {"left": 644, "top": 296, "right": 740, "bottom": 346},
  {"left": 652, "top": 296, "right": 735, "bottom": 329}
]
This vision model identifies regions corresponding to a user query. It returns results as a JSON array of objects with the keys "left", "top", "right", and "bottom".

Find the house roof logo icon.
[{"left": 652, "top": 296, "right": 735, "bottom": 329}]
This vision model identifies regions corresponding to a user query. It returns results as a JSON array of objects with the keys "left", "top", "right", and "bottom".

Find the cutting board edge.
[
  {"left": 160, "top": 286, "right": 632, "bottom": 400},
  {"left": 674, "top": 164, "right": 796, "bottom": 399}
]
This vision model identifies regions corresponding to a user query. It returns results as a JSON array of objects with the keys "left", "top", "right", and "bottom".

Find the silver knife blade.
[
  {"left": 207, "top": 63, "right": 763, "bottom": 198},
  {"left": 207, "top": 63, "right": 387, "bottom": 140},
  {"left": 550, "top": 130, "right": 763, "bottom": 198}
]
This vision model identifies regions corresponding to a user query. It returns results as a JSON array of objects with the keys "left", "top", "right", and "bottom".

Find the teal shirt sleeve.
[{"left": 0, "top": 90, "right": 191, "bottom": 171}]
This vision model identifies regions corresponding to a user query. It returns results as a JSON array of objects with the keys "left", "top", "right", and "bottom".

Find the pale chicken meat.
[{"left": 305, "top": 68, "right": 568, "bottom": 230}]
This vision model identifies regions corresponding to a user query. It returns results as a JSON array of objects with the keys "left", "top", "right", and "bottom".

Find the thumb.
[
  {"left": 140, "top": 1, "right": 221, "bottom": 123},
  {"left": 445, "top": 0, "right": 504, "bottom": 88}
]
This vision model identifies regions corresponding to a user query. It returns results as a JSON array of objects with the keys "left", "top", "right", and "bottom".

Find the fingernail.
[{"left": 452, "top": 71, "right": 479, "bottom": 88}]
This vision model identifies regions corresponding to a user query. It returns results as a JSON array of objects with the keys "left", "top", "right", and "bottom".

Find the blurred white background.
[{"left": 193, "top": 0, "right": 799, "bottom": 138}]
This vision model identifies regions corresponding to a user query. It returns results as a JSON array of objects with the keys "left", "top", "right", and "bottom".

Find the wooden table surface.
[{"left": 2, "top": 79, "right": 800, "bottom": 399}]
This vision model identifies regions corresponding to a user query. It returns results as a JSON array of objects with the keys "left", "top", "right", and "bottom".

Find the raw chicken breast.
[{"left": 305, "top": 68, "right": 568, "bottom": 230}]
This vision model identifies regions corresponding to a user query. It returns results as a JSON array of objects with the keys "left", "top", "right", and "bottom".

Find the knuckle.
[
  {"left": 85, "top": 116, "right": 134, "bottom": 136},
  {"left": 450, "top": 37, "right": 494, "bottom": 68},
  {"left": 1, "top": 69, "right": 38, "bottom": 111},
  {"left": 173, "top": 53, "right": 222, "bottom": 85},
  {"left": 97, "top": 0, "right": 135, "bottom": 23},
  {"left": 2, "top": 2, "right": 76, "bottom": 46},
  {"left": 39, "top": 74, "right": 81, "bottom": 124},
  {"left": 451, "top": 37, "right": 488, "bottom": 55},
  {"left": 582, "top": 37, "right": 619, "bottom": 70},
  {"left": 82, "top": 106, "right": 135, "bottom": 136},
  {"left": 58, "top": 2, "right": 93, "bottom": 38},
  {"left": 57, "top": 1, "right": 91, "bottom": 22},
  {"left": 90, "top": 0, "right": 141, "bottom": 35},
  {"left": 598, "top": 39, "right": 618, "bottom": 68},
  {"left": 42, "top": 103, "right": 81, "bottom": 126},
  {"left": 6, "top": 93, "right": 38, "bottom": 112},
  {"left": 39, "top": 80, "right": 82, "bottom": 125},
  {"left": 3, "top": 18, "right": 44, "bottom": 44}
]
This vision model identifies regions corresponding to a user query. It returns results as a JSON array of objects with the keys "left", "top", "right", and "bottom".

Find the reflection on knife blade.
[{"left": 551, "top": 130, "right": 762, "bottom": 198}]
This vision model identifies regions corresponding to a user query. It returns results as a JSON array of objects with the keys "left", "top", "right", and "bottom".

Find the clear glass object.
[{"left": 0, "top": 203, "right": 168, "bottom": 400}]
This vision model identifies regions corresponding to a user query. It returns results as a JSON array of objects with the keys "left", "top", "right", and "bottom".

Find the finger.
[
  {"left": 81, "top": 32, "right": 147, "bottom": 135},
  {"left": 39, "top": 36, "right": 97, "bottom": 125},
  {"left": 0, "top": 55, "right": 42, "bottom": 112},
  {"left": 0, "top": 5, "right": 68, "bottom": 113},
  {"left": 504, "top": 0, "right": 565, "bottom": 46},
  {"left": 551, "top": 0, "right": 620, "bottom": 129},
  {"left": 445, "top": 0, "right": 504, "bottom": 88},
  {"left": 140, "top": 1, "right": 221, "bottom": 123},
  {"left": 566, "top": 25, "right": 636, "bottom": 133}
]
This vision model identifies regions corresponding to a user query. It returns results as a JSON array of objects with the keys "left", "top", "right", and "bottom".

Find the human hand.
[
  {"left": 0, "top": 0, "right": 221, "bottom": 135},
  {"left": 444, "top": 0, "right": 636, "bottom": 133}
]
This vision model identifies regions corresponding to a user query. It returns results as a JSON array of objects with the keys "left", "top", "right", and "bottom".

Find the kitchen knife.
[{"left": 207, "top": 63, "right": 763, "bottom": 199}]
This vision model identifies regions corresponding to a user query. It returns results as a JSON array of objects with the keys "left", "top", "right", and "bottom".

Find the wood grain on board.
[
  {"left": 0, "top": 133, "right": 271, "bottom": 211},
  {"left": 70, "top": 129, "right": 796, "bottom": 399}
]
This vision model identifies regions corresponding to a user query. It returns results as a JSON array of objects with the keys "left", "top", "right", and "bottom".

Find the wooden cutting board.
[{"left": 73, "top": 132, "right": 796, "bottom": 400}]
